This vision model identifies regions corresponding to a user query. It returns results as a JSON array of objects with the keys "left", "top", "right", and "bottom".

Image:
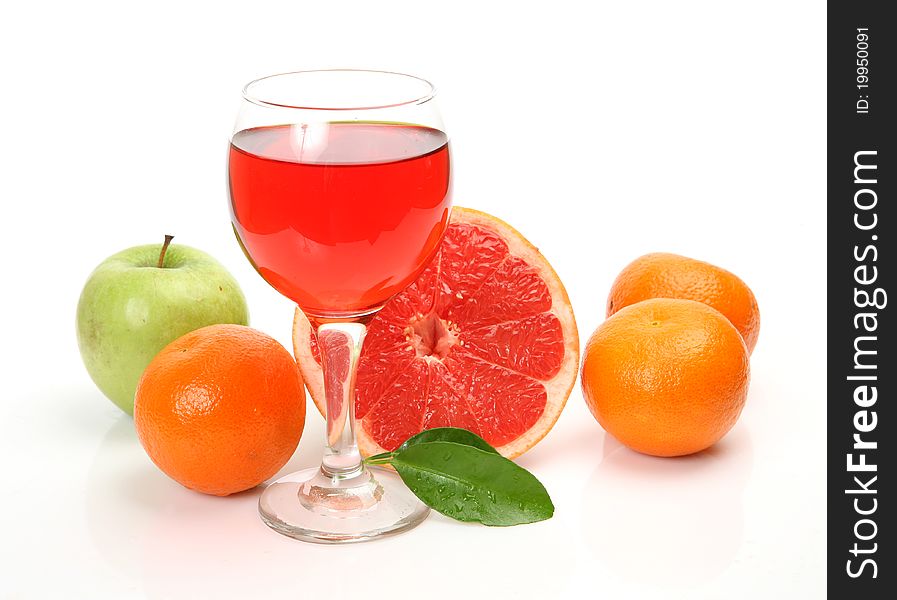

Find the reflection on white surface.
[
  {"left": 4, "top": 369, "right": 824, "bottom": 599},
  {"left": 84, "top": 413, "right": 576, "bottom": 599},
  {"left": 86, "top": 416, "right": 150, "bottom": 578},
  {"left": 582, "top": 428, "right": 754, "bottom": 590}
]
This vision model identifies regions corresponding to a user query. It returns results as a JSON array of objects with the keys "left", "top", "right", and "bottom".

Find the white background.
[{"left": 1, "top": 1, "right": 826, "bottom": 598}]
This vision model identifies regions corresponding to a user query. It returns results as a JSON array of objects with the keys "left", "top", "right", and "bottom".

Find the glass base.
[{"left": 258, "top": 466, "right": 430, "bottom": 544}]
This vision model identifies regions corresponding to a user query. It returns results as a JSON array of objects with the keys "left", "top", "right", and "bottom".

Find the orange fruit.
[
  {"left": 134, "top": 324, "right": 306, "bottom": 496},
  {"left": 581, "top": 298, "right": 750, "bottom": 457},
  {"left": 293, "top": 207, "right": 579, "bottom": 459},
  {"left": 606, "top": 253, "right": 760, "bottom": 354}
]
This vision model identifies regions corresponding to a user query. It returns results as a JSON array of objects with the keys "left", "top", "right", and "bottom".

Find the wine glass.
[{"left": 228, "top": 70, "right": 452, "bottom": 543}]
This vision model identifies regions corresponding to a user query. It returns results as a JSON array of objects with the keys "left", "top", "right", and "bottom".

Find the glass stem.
[{"left": 316, "top": 321, "right": 367, "bottom": 479}]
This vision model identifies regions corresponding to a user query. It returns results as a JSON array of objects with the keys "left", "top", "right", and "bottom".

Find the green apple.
[{"left": 77, "top": 236, "right": 249, "bottom": 414}]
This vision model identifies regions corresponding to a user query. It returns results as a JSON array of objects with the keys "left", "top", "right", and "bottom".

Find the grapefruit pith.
[{"left": 293, "top": 207, "right": 579, "bottom": 459}]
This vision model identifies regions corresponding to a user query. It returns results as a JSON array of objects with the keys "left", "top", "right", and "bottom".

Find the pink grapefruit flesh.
[{"left": 293, "top": 207, "right": 579, "bottom": 459}]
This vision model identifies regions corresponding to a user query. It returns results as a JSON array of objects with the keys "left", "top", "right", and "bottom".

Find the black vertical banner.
[{"left": 828, "top": 1, "right": 895, "bottom": 596}]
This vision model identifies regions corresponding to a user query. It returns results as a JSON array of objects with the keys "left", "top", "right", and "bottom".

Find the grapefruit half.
[{"left": 293, "top": 207, "right": 579, "bottom": 459}]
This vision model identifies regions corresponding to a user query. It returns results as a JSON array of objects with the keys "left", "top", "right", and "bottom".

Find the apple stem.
[{"left": 157, "top": 235, "right": 174, "bottom": 268}]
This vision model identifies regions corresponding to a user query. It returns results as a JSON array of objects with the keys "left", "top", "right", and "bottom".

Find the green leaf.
[
  {"left": 397, "top": 427, "right": 500, "bottom": 455},
  {"left": 390, "top": 441, "right": 554, "bottom": 526},
  {"left": 363, "top": 428, "right": 555, "bottom": 527},
  {"left": 364, "top": 451, "right": 395, "bottom": 466}
]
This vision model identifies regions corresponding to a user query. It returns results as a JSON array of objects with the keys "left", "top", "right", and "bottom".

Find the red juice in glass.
[{"left": 228, "top": 122, "right": 451, "bottom": 316}]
